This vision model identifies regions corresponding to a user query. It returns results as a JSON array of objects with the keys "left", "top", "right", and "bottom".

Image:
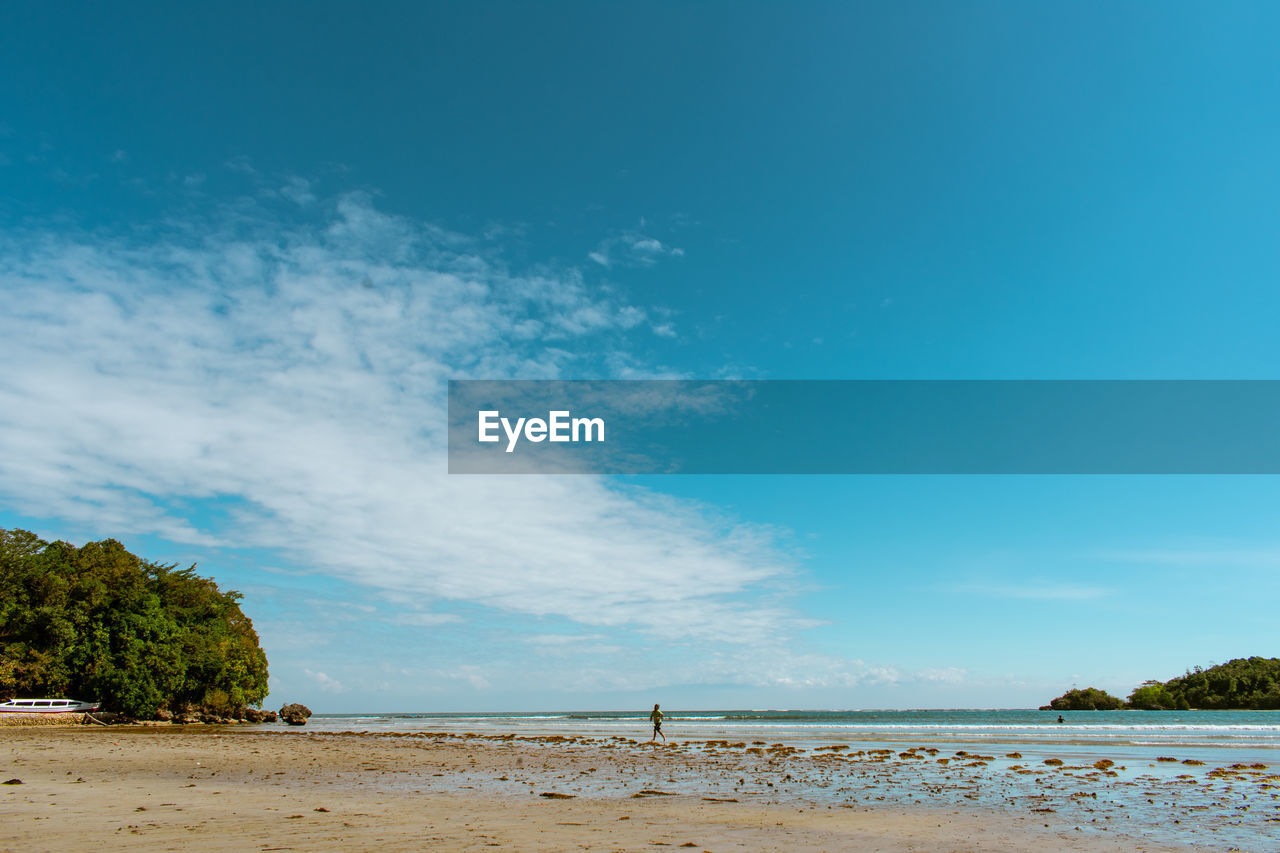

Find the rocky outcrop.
[
  {"left": 159, "top": 703, "right": 278, "bottom": 724},
  {"left": 85, "top": 711, "right": 129, "bottom": 725},
  {"left": 199, "top": 711, "right": 233, "bottom": 724},
  {"left": 278, "top": 703, "right": 312, "bottom": 725},
  {"left": 172, "top": 704, "right": 202, "bottom": 724}
]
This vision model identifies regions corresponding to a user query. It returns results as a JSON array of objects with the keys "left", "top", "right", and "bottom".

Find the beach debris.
[
  {"left": 278, "top": 703, "right": 312, "bottom": 726},
  {"left": 2, "top": 778, "right": 22, "bottom": 785},
  {"left": 539, "top": 792, "right": 575, "bottom": 799},
  {"left": 1043, "top": 759, "right": 1064, "bottom": 766}
]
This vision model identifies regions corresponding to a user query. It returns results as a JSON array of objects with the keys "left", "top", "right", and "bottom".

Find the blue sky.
[{"left": 2, "top": 2, "right": 1279, "bottom": 710}]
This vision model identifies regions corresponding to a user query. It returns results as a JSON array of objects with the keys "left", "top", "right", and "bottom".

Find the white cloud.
[
  {"left": 392, "top": 612, "right": 464, "bottom": 627},
  {"left": 279, "top": 176, "right": 316, "bottom": 206},
  {"left": 304, "top": 669, "right": 345, "bottom": 692},
  {"left": 3, "top": 192, "right": 977, "bottom": 700},
  {"left": 0, "top": 192, "right": 799, "bottom": 653},
  {"left": 914, "top": 666, "right": 968, "bottom": 684},
  {"left": 631, "top": 237, "right": 664, "bottom": 253},
  {"left": 525, "top": 633, "right": 607, "bottom": 645},
  {"left": 587, "top": 229, "right": 684, "bottom": 269},
  {"left": 447, "top": 666, "right": 490, "bottom": 690},
  {"left": 225, "top": 155, "right": 256, "bottom": 174}
]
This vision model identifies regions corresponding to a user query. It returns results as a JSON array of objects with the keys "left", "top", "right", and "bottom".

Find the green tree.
[
  {"left": 1157, "top": 657, "right": 1280, "bottom": 710},
  {"left": 0, "top": 529, "right": 268, "bottom": 717},
  {"left": 1127, "top": 680, "right": 1178, "bottom": 710},
  {"left": 1047, "top": 687, "right": 1125, "bottom": 711}
]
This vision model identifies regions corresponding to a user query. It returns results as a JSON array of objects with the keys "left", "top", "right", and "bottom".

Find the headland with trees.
[
  {"left": 0, "top": 528, "right": 269, "bottom": 720},
  {"left": 1044, "top": 657, "right": 1280, "bottom": 711}
]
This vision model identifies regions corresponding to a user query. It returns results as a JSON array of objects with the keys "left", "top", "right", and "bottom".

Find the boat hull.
[{"left": 0, "top": 699, "right": 100, "bottom": 713}]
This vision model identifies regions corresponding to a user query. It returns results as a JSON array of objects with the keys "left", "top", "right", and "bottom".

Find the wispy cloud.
[
  {"left": 0, "top": 192, "right": 798, "bottom": 664},
  {"left": 225, "top": 155, "right": 257, "bottom": 175},
  {"left": 304, "top": 669, "right": 345, "bottom": 692},
  {"left": 278, "top": 176, "right": 316, "bottom": 206},
  {"left": 587, "top": 229, "right": 685, "bottom": 269},
  {"left": 1, "top": 190, "right": 973, "bottom": 699}
]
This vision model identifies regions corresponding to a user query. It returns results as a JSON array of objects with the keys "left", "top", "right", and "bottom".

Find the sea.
[{"left": 282, "top": 707, "right": 1280, "bottom": 763}]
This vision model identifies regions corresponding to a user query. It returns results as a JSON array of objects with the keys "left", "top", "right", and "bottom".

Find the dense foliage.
[
  {"left": 1128, "top": 658, "right": 1280, "bottom": 710},
  {"left": 1044, "top": 658, "right": 1280, "bottom": 711},
  {"left": 0, "top": 529, "right": 268, "bottom": 718},
  {"left": 1126, "top": 680, "right": 1184, "bottom": 710},
  {"left": 1046, "top": 687, "right": 1126, "bottom": 711}
]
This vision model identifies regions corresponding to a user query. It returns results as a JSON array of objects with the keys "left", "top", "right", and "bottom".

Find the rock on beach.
[{"left": 278, "top": 703, "right": 312, "bottom": 725}]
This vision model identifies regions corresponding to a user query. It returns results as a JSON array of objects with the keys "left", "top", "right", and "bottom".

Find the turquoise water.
[{"left": 290, "top": 708, "right": 1280, "bottom": 755}]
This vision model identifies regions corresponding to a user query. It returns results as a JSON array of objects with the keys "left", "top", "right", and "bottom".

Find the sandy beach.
[{"left": 0, "top": 726, "right": 1220, "bottom": 852}]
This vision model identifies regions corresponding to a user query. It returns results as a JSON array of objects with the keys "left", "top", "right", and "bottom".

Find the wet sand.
[{"left": 1, "top": 727, "right": 1255, "bottom": 851}]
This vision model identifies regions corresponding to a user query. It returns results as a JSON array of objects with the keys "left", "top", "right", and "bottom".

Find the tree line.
[
  {"left": 1046, "top": 657, "right": 1280, "bottom": 711},
  {"left": 0, "top": 528, "right": 268, "bottom": 718}
]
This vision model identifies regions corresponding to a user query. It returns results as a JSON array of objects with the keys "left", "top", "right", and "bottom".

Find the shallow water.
[
  {"left": 258, "top": 710, "right": 1280, "bottom": 850},
  {"left": 287, "top": 708, "right": 1280, "bottom": 753}
]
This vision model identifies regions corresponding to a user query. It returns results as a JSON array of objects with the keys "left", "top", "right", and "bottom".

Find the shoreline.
[
  {"left": 6, "top": 727, "right": 1272, "bottom": 850},
  {"left": 0, "top": 713, "right": 94, "bottom": 727}
]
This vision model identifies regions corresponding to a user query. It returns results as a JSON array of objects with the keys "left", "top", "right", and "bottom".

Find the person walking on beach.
[{"left": 649, "top": 703, "right": 665, "bottom": 742}]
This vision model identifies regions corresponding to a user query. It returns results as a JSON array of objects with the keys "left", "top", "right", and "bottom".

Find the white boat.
[{"left": 0, "top": 698, "right": 101, "bottom": 713}]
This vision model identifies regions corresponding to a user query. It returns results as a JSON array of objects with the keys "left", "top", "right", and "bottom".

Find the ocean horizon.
[{"left": 279, "top": 708, "right": 1280, "bottom": 759}]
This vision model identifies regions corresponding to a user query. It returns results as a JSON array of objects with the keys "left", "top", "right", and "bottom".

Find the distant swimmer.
[
  {"left": 1057, "top": 715, "right": 1065, "bottom": 724},
  {"left": 649, "top": 703, "right": 666, "bottom": 742}
]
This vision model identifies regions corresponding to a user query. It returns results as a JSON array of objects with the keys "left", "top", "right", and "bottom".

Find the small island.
[
  {"left": 0, "top": 528, "right": 269, "bottom": 721},
  {"left": 1043, "top": 657, "right": 1280, "bottom": 711}
]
